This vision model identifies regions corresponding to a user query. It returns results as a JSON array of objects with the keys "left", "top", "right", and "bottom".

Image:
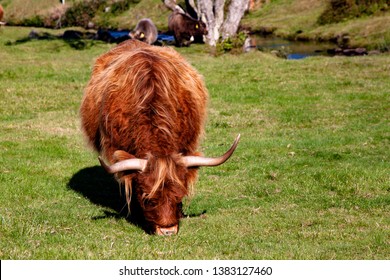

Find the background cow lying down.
[{"left": 80, "top": 40, "right": 240, "bottom": 235}]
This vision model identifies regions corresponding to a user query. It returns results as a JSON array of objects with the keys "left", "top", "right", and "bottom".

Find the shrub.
[
  {"left": 215, "top": 32, "right": 247, "bottom": 55},
  {"left": 318, "top": 0, "right": 389, "bottom": 25},
  {"left": 109, "top": 0, "right": 140, "bottom": 15},
  {"left": 62, "top": 0, "right": 106, "bottom": 28},
  {"left": 19, "top": 15, "right": 46, "bottom": 27}
]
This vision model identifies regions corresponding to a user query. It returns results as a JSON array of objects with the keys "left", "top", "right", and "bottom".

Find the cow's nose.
[{"left": 156, "top": 225, "right": 178, "bottom": 236}]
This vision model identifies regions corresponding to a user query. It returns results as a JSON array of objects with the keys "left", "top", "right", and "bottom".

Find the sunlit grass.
[
  {"left": 242, "top": 0, "right": 390, "bottom": 50},
  {"left": 0, "top": 27, "right": 389, "bottom": 259}
]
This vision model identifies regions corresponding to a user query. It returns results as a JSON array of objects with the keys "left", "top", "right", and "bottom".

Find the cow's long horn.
[
  {"left": 183, "top": 134, "right": 241, "bottom": 168},
  {"left": 98, "top": 156, "right": 147, "bottom": 173}
]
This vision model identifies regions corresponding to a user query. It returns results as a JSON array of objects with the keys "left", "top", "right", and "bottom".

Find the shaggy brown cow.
[
  {"left": 129, "top": 18, "right": 158, "bottom": 45},
  {"left": 168, "top": 11, "right": 207, "bottom": 47},
  {"left": 80, "top": 40, "right": 240, "bottom": 235},
  {"left": 0, "top": 4, "right": 4, "bottom": 24}
]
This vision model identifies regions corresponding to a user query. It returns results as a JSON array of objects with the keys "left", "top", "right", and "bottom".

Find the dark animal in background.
[
  {"left": 168, "top": 11, "right": 208, "bottom": 47},
  {"left": 129, "top": 18, "right": 158, "bottom": 45},
  {"left": 80, "top": 40, "right": 240, "bottom": 235}
]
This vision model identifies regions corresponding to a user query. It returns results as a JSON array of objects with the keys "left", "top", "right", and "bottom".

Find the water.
[
  {"left": 108, "top": 31, "right": 174, "bottom": 41},
  {"left": 252, "top": 36, "right": 337, "bottom": 60},
  {"left": 103, "top": 31, "right": 337, "bottom": 59}
]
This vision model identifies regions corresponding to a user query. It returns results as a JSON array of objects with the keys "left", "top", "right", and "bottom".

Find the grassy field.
[
  {"left": 0, "top": 26, "right": 389, "bottom": 259},
  {"left": 2, "top": 0, "right": 390, "bottom": 51},
  {"left": 241, "top": 0, "right": 390, "bottom": 51}
]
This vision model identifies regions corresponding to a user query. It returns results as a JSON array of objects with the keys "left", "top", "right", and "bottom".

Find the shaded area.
[
  {"left": 4, "top": 29, "right": 175, "bottom": 50},
  {"left": 5, "top": 29, "right": 99, "bottom": 50},
  {"left": 67, "top": 166, "right": 207, "bottom": 234},
  {"left": 67, "top": 166, "right": 141, "bottom": 227}
]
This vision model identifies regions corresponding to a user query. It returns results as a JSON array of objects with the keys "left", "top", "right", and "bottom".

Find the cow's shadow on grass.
[
  {"left": 67, "top": 166, "right": 141, "bottom": 227},
  {"left": 68, "top": 166, "right": 207, "bottom": 233}
]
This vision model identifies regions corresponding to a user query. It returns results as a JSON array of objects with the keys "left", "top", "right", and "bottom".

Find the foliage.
[
  {"left": 3, "top": 0, "right": 140, "bottom": 29},
  {"left": 240, "top": 0, "right": 390, "bottom": 50},
  {"left": 215, "top": 32, "right": 247, "bottom": 55},
  {"left": 0, "top": 27, "right": 389, "bottom": 259},
  {"left": 17, "top": 15, "right": 46, "bottom": 27},
  {"left": 61, "top": 0, "right": 141, "bottom": 28},
  {"left": 62, "top": 0, "right": 105, "bottom": 28},
  {"left": 109, "top": 0, "right": 141, "bottom": 15},
  {"left": 318, "top": 0, "right": 389, "bottom": 24}
]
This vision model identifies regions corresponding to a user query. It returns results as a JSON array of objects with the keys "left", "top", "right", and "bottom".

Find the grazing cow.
[
  {"left": 129, "top": 18, "right": 158, "bottom": 45},
  {"left": 0, "top": 4, "right": 4, "bottom": 24},
  {"left": 80, "top": 40, "right": 240, "bottom": 235},
  {"left": 168, "top": 11, "right": 207, "bottom": 47}
]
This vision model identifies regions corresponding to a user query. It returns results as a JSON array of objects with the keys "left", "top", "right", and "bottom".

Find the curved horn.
[
  {"left": 98, "top": 156, "right": 147, "bottom": 174},
  {"left": 183, "top": 134, "right": 241, "bottom": 168}
]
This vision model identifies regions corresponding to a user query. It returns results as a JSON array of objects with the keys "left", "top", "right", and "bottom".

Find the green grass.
[
  {"left": 3, "top": 0, "right": 390, "bottom": 50},
  {"left": 0, "top": 27, "right": 389, "bottom": 259},
  {"left": 1, "top": 0, "right": 172, "bottom": 30},
  {"left": 242, "top": 0, "right": 390, "bottom": 50}
]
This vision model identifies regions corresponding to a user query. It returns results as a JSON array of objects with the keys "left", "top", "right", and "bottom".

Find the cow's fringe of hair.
[
  {"left": 115, "top": 174, "right": 133, "bottom": 216},
  {"left": 142, "top": 155, "right": 188, "bottom": 203},
  {"left": 119, "top": 155, "right": 196, "bottom": 215},
  {"left": 123, "top": 175, "right": 133, "bottom": 215}
]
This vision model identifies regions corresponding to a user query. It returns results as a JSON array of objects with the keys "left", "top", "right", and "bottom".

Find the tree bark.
[
  {"left": 196, "top": 0, "right": 225, "bottom": 46},
  {"left": 198, "top": 0, "right": 249, "bottom": 45},
  {"left": 162, "top": 0, "right": 250, "bottom": 46},
  {"left": 220, "top": 0, "right": 250, "bottom": 39},
  {"left": 162, "top": 0, "right": 185, "bottom": 13}
]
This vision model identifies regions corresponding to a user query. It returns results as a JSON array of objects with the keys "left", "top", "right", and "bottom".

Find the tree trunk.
[
  {"left": 196, "top": 0, "right": 225, "bottom": 46},
  {"left": 162, "top": 0, "right": 250, "bottom": 46},
  {"left": 220, "top": 0, "right": 250, "bottom": 39},
  {"left": 198, "top": 0, "right": 249, "bottom": 46},
  {"left": 162, "top": 0, "right": 185, "bottom": 14}
]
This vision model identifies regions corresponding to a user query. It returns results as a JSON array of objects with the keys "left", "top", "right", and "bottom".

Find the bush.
[
  {"left": 110, "top": 0, "right": 140, "bottom": 15},
  {"left": 318, "top": 0, "right": 389, "bottom": 25},
  {"left": 62, "top": 0, "right": 106, "bottom": 28},
  {"left": 19, "top": 15, "right": 46, "bottom": 27},
  {"left": 4, "top": 0, "right": 145, "bottom": 29},
  {"left": 215, "top": 32, "right": 247, "bottom": 55}
]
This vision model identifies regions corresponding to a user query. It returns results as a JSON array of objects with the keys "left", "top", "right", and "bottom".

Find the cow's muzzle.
[{"left": 156, "top": 225, "right": 178, "bottom": 236}]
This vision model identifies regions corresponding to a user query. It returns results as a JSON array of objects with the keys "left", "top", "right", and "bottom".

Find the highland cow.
[
  {"left": 168, "top": 11, "right": 207, "bottom": 47},
  {"left": 0, "top": 4, "right": 4, "bottom": 24},
  {"left": 80, "top": 40, "right": 240, "bottom": 235},
  {"left": 129, "top": 18, "right": 158, "bottom": 45}
]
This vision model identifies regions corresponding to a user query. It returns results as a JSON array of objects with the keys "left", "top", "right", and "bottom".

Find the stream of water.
[{"left": 252, "top": 35, "right": 338, "bottom": 59}]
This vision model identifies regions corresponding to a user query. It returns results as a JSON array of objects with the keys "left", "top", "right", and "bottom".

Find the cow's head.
[
  {"left": 129, "top": 30, "right": 146, "bottom": 42},
  {"left": 99, "top": 134, "right": 240, "bottom": 235},
  {"left": 193, "top": 19, "right": 208, "bottom": 37}
]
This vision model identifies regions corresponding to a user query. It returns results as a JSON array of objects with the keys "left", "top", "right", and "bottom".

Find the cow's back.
[
  {"left": 80, "top": 40, "right": 208, "bottom": 163},
  {"left": 168, "top": 12, "right": 181, "bottom": 32},
  {"left": 0, "top": 5, "right": 4, "bottom": 22}
]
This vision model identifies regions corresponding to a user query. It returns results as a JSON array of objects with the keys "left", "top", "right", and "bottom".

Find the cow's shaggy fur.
[
  {"left": 0, "top": 4, "right": 4, "bottom": 23},
  {"left": 80, "top": 40, "right": 208, "bottom": 233}
]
